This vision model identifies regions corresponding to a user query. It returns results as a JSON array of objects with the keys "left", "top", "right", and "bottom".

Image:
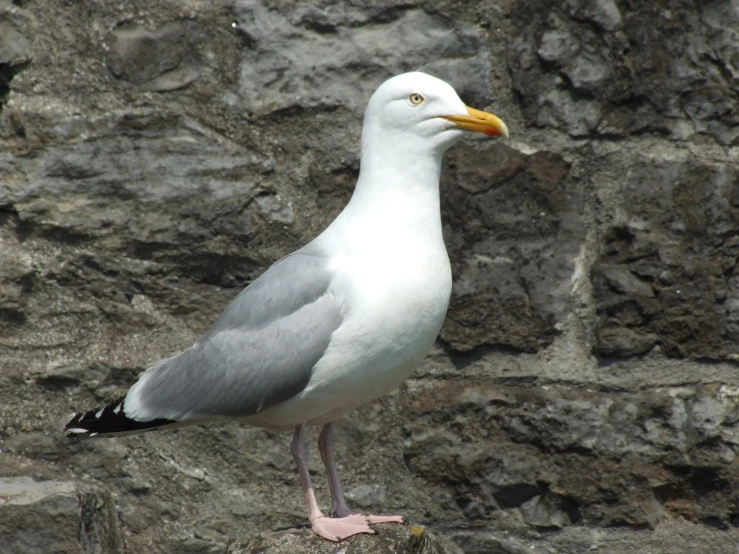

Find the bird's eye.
[{"left": 409, "top": 93, "right": 424, "bottom": 105}]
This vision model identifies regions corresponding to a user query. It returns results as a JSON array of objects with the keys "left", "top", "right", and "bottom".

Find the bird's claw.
[{"left": 310, "top": 515, "right": 376, "bottom": 542}]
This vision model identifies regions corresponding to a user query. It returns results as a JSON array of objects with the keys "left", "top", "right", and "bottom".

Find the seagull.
[{"left": 65, "top": 71, "right": 508, "bottom": 541}]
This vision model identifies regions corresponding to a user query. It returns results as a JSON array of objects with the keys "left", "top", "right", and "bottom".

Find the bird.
[{"left": 65, "top": 71, "right": 509, "bottom": 541}]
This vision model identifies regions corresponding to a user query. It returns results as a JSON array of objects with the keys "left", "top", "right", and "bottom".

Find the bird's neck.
[{"left": 346, "top": 140, "right": 444, "bottom": 235}]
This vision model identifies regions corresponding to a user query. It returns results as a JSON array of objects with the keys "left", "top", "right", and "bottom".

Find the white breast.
[{"left": 248, "top": 230, "right": 452, "bottom": 430}]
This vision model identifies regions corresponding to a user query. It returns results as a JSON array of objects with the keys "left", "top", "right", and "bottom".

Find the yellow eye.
[{"left": 409, "top": 93, "right": 424, "bottom": 105}]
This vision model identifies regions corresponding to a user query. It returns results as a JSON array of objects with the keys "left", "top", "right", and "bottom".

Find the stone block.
[{"left": 0, "top": 477, "right": 123, "bottom": 554}]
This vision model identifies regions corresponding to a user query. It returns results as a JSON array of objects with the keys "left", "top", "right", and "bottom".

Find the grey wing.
[{"left": 124, "top": 248, "right": 342, "bottom": 421}]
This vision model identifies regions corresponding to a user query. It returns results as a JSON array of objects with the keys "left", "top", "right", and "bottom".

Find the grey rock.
[
  {"left": 35, "top": 362, "right": 111, "bottom": 391},
  {"left": 0, "top": 18, "right": 30, "bottom": 67},
  {"left": 409, "top": 379, "right": 739, "bottom": 529},
  {"left": 592, "top": 264, "right": 654, "bottom": 298},
  {"left": 0, "top": 477, "right": 123, "bottom": 554},
  {"left": 519, "top": 493, "right": 574, "bottom": 529},
  {"left": 534, "top": 519, "right": 739, "bottom": 554},
  {"left": 0, "top": 12, "right": 31, "bottom": 112},
  {"left": 453, "top": 519, "right": 739, "bottom": 554},
  {"left": 0, "top": 254, "right": 34, "bottom": 322},
  {"left": 593, "top": 155, "right": 739, "bottom": 359},
  {"left": 3, "top": 110, "right": 273, "bottom": 292},
  {"left": 231, "top": 1, "right": 493, "bottom": 115},
  {"left": 440, "top": 144, "right": 579, "bottom": 352},
  {"left": 107, "top": 22, "right": 202, "bottom": 91},
  {"left": 581, "top": 0, "right": 622, "bottom": 32},
  {"left": 2, "top": 0, "right": 739, "bottom": 553},
  {"left": 225, "top": 524, "right": 445, "bottom": 554},
  {"left": 450, "top": 531, "right": 554, "bottom": 554},
  {"left": 345, "top": 483, "right": 386, "bottom": 508},
  {"left": 510, "top": 0, "right": 739, "bottom": 142},
  {"left": 538, "top": 30, "right": 580, "bottom": 65}
]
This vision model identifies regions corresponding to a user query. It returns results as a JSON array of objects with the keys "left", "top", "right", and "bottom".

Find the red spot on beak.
[{"left": 484, "top": 128, "right": 497, "bottom": 137}]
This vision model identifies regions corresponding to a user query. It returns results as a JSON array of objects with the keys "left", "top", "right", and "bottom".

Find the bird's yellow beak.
[{"left": 443, "top": 106, "right": 509, "bottom": 138}]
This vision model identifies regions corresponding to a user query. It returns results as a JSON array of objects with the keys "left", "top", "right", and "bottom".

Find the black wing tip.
[{"left": 65, "top": 396, "right": 175, "bottom": 440}]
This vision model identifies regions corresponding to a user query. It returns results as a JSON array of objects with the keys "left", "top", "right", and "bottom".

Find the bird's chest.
[
  {"left": 344, "top": 243, "right": 451, "bottom": 322},
  {"left": 326, "top": 244, "right": 452, "bottom": 379}
]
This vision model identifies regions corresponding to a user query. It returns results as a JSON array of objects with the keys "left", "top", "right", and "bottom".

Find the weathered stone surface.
[
  {"left": 0, "top": 13, "right": 31, "bottom": 105},
  {"left": 593, "top": 153, "right": 739, "bottom": 359},
  {"left": 0, "top": 249, "right": 34, "bottom": 322},
  {"left": 510, "top": 0, "right": 739, "bottom": 143},
  {"left": 451, "top": 519, "right": 739, "bottom": 554},
  {"left": 231, "top": 1, "right": 493, "bottom": 115},
  {"left": 107, "top": 21, "right": 203, "bottom": 91},
  {"left": 440, "top": 142, "right": 579, "bottom": 352},
  {"left": 2, "top": 0, "right": 739, "bottom": 553},
  {"left": 226, "top": 524, "right": 445, "bottom": 554},
  {"left": 0, "top": 477, "right": 123, "bottom": 554},
  {"left": 404, "top": 379, "right": 739, "bottom": 531}
]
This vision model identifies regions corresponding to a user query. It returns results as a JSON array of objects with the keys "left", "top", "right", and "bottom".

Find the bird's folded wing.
[{"left": 124, "top": 249, "right": 343, "bottom": 422}]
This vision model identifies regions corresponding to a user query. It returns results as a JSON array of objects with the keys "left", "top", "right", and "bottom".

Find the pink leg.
[
  {"left": 317, "top": 422, "right": 403, "bottom": 526},
  {"left": 291, "top": 424, "right": 376, "bottom": 541}
]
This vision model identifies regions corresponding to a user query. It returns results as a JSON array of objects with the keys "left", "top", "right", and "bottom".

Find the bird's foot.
[
  {"left": 310, "top": 515, "right": 376, "bottom": 542},
  {"left": 336, "top": 513, "right": 404, "bottom": 525}
]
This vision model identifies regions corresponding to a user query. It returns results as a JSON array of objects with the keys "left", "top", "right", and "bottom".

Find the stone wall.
[{"left": 1, "top": 1, "right": 738, "bottom": 552}]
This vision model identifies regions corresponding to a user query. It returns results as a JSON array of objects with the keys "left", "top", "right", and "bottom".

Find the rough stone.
[
  {"left": 231, "top": 1, "right": 494, "bottom": 115},
  {"left": 403, "top": 379, "right": 739, "bottom": 531},
  {"left": 2, "top": 0, "right": 739, "bottom": 553},
  {"left": 225, "top": 524, "right": 446, "bottom": 554},
  {"left": 0, "top": 477, "right": 123, "bottom": 554},
  {"left": 440, "top": 142, "right": 579, "bottom": 352},
  {"left": 510, "top": 0, "right": 739, "bottom": 143},
  {"left": 107, "top": 21, "right": 203, "bottom": 91},
  {"left": 0, "top": 252, "right": 34, "bottom": 322},
  {"left": 593, "top": 153, "right": 739, "bottom": 359},
  {"left": 0, "top": 14, "right": 31, "bottom": 106}
]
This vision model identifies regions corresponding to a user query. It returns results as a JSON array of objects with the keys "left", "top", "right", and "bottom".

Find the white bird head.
[{"left": 362, "top": 72, "right": 509, "bottom": 156}]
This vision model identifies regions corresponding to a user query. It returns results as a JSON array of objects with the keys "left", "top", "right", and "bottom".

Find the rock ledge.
[{"left": 225, "top": 523, "right": 445, "bottom": 554}]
